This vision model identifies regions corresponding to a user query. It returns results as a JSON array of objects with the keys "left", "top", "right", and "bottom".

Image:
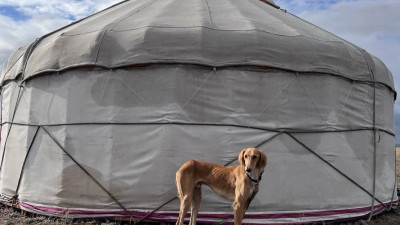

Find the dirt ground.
[{"left": 0, "top": 205, "right": 400, "bottom": 225}]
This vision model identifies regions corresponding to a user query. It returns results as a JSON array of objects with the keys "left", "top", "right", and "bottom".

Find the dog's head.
[{"left": 238, "top": 147, "right": 267, "bottom": 173}]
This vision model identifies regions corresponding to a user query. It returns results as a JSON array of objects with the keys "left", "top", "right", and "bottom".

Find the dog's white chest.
[
  {"left": 249, "top": 183, "right": 255, "bottom": 196},
  {"left": 249, "top": 183, "right": 259, "bottom": 197}
]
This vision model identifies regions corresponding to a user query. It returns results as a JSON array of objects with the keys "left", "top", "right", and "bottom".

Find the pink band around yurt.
[{"left": 18, "top": 199, "right": 398, "bottom": 224}]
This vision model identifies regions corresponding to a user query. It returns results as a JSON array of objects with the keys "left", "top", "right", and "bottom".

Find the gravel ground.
[{"left": 1, "top": 205, "right": 399, "bottom": 225}]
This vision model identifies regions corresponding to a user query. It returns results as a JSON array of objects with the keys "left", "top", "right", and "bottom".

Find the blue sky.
[
  {"left": 0, "top": 0, "right": 399, "bottom": 142},
  {"left": 277, "top": 0, "right": 345, "bottom": 12},
  {"left": 0, "top": 5, "right": 30, "bottom": 20}
]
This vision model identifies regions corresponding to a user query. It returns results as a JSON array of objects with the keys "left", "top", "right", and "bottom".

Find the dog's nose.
[{"left": 246, "top": 168, "right": 251, "bottom": 173}]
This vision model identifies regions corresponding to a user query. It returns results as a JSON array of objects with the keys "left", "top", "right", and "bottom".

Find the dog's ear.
[
  {"left": 257, "top": 150, "right": 267, "bottom": 170},
  {"left": 238, "top": 148, "right": 246, "bottom": 165}
]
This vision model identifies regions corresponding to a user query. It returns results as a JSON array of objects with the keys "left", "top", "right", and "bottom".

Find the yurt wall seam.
[
  {"left": 55, "top": 26, "right": 351, "bottom": 40},
  {"left": 336, "top": 81, "right": 354, "bottom": 123},
  {"left": 1, "top": 52, "right": 24, "bottom": 80},
  {"left": 203, "top": 0, "right": 213, "bottom": 28},
  {"left": 113, "top": 71, "right": 150, "bottom": 106},
  {"left": 109, "top": 0, "right": 158, "bottom": 31},
  {"left": 15, "top": 66, "right": 396, "bottom": 100},
  {"left": 247, "top": 75, "right": 296, "bottom": 128},
  {"left": 94, "top": 30, "right": 107, "bottom": 64},
  {"left": 294, "top": 73, "right": 325, "bottom": 122},
  {"left": 175, "top": 70, "right": 214, "bottom": 117}
]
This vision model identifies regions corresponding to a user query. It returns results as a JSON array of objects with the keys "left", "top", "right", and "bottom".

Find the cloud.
[
  {"left": 0, "top": 14, "right": 73, "bottom": 71},
  {"left": 276, "top": 0, "right": 349, "bottom": 13},
  {"left": 296, "top": 0, "right": 400, "bottom": 38},
  {"left": 0, "top": 0, "right": 121, "bottom": 19},
  {"left": 0, "top": 0, "right": 120, "bottom": 72}
]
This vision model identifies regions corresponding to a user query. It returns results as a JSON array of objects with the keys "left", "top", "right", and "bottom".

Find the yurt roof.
[{"left": 0, "top": 0, "right": 395, "bottom": 95}]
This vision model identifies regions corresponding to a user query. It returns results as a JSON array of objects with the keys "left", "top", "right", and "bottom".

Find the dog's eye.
[
  {"left": 244, "top": 155, "right": 248, "bottom": 158},
  {"left": 252, "top": 156, "right": 257, "bottom": 159}
]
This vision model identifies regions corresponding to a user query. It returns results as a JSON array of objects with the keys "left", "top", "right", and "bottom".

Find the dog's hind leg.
[
  {"left": 189, "top": 184, "right": 202, "bottom": 225},
  {"left": 176, "top": 170, "right": 195, "bottom": 225},
  {"left": 177, "top": 193, "right": 192, "bottom": 225}
]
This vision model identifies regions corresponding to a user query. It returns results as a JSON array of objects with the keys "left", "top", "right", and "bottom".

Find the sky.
[{"left": 0, "top": 0, "right": 399, "bottom": 142}]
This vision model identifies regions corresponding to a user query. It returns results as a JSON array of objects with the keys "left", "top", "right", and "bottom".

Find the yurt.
[{"left": 0, "top": 0, "right": 397, "bottom": 224}]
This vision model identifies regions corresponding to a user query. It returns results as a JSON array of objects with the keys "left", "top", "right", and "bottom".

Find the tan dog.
[{"left": 175, "top": 147, "right": 267, "bottom": 225}]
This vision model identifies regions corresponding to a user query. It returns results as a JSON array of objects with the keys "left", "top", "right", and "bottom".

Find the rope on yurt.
[
  {"left": 368, "top": 82, "right": 382, "bottom": 219},
  {"left": 286, "top": 133, "right": 389, "bottom": 210},
  {"left": 0, "top": 86, "right": 24, "bottom": 171},
  {"left": 360, "top": 49, "right": 379, "bottom": 221},
  {"left": 135, "top": 196, "right": 178, "bottom": 224},
  {"left": 40, "top": 126, "right": 135, "bottom": 220},
  {"left": 1, "top": 121, "right": 395, "bottom": 137},
  {"left": 389, "top": 146, "right": 397, "bottom": 210},
  {"left": 13, "top": 125, "right": 41, "bottom": 201}
]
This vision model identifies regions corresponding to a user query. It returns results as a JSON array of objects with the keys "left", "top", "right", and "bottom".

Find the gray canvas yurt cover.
[{"left": 0, "top": 0, "right": 397, "bottom": 224}]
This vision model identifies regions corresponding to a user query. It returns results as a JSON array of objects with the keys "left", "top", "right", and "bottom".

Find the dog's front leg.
[{"left": 232, "top": 186, "right": 247, "bottom": 225}]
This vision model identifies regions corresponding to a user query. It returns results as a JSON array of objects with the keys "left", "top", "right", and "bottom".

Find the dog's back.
[{"left": 176, "top": 160, "right": 237, "bottom": 199}]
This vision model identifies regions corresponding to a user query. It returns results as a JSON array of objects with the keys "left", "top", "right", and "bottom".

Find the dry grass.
[{"left": 0, "top": 207, "right": 115, "bottom": 225}]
